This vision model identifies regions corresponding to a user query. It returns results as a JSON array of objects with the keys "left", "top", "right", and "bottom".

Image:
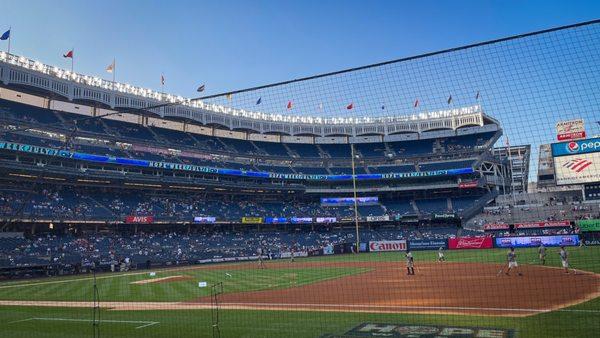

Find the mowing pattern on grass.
[{"left": 0, "top": 265, "right": 368, "bottom": 302}]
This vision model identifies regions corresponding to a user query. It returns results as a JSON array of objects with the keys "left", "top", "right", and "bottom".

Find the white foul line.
[
  {"left": 214, "top": 302, "right": 600, "bottom": 314},
  {"left": 7, "top": 317, "right": 159, "bottom": 329}
]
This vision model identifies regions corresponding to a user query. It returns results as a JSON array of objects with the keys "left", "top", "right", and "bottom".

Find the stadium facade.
[{"left": 0, "top": 52, "right": 514, "bottom": 231}]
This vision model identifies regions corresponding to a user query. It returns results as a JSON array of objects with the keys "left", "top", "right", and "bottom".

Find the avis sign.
[
  {"left": 556, "top": 119, "right": 585, "bottom": 141},
  {"left": 369, "top": 240, "right": 406, "bottom": 252},
  {"left": 124, "top": 216, "right": 154, "bottom": 224},
  {"left": 342, "top": 323, "right": 515, "bottom": 337}
]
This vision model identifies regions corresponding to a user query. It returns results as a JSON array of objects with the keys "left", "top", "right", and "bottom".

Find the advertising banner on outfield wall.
[
  {"left": 290, "top": 217, "right": 313, "bottom": 224},
  {"left": 495, "top": 235, "right": 580, "bottom": 248},
  {"left": 193, "top": 216, "right": 216, "bottom": 223},
  {"left": 408, "top": 239, "right": 448, "bottom": 251},
  {"left": 448, "top": 237, "right": 493, "bottom": 250},
  {"left": 365, "top": 215, "right": 390, "bottom": 222},
  {"left": 514, "top": 220, "right": 571, "bottom": 229},
  {"left": 577, "top": 219, "right": 600, "bottom": 232},
  {"left": 316, "top": 217, "right": 337, "bottom": 223},
  {"left": 264, "top": 217, "right": 287, "bottom": 224},
  {"left": 124, "top": 216, "right": 154, "bottom": 224},
  {"left": 484, "top": 221, "right": 571, "bottom": 230},
  {"left": 483, "top": 223, "right": 510, "bottom": 231},
  {"left": 241, "top": 217, "right": 263, "bottom": 224},
  {"left": 279, "top": 251, "right": 308, "bottom": 258},
  {"left": 581, "top": 232, "right": 600, "bottom": 246},
  {"left": 369, "top": 240, "right": 407, "bottom": 252}
]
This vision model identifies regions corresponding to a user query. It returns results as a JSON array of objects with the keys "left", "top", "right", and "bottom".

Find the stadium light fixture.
[{"left": 2, "top": 52, "right": 483, "bottom": 126}]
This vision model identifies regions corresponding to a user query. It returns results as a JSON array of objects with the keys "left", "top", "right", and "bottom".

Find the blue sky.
[
  {"left": 1, "top": 0, "right": 600, "bottom": 182},
  {"left": 1, "top": 0, "right": 599, "bottom": 97}
]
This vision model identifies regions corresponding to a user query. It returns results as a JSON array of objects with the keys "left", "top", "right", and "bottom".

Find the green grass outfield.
[{"left": 1, "top": 246, "right": 599, "bottom": 337}]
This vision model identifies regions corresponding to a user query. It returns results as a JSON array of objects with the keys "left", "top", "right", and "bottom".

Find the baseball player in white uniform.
[
  {"left": 438, "top": 247, "right": 445, "bottom": 262},
  {"left": 406, "top": 250, "right": 415, "bottom": 275}
]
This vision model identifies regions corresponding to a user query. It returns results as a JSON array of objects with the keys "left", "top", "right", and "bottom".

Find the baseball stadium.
[{"left": 0, "top": 8, "right": 600, "bottom": 338}]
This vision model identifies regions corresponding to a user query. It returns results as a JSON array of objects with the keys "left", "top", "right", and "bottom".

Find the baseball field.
[{"left": 1, "top": 246, "right": 599, "bottom": 337}]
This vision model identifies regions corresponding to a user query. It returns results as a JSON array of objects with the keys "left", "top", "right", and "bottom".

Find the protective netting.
[{"left": 0, "top": 20, "right": 599, "bottom": 338}]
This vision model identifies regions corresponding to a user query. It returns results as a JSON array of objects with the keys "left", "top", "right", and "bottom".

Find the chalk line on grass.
[
  {"left": 1, "top": 300, "right": 598, "bottom": 316},
  {"left": 7, "top": 317, "right": 159, "bottom": 329}
]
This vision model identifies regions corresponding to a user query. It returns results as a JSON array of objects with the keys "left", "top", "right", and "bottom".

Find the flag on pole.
[
  {"left": 106, "top": 60, "right": 115, "bottom": 73},
  {"left": 256, "top": 97, "right": 262, "bottom": 105},
  {"left": 346, "top": 103, "right": 353, "bottom": 110},
  {"left": 505, "top": 136, "right": 510, "bottom": 147},
  {"left": 447, "top": 95, "right": 452, "bottom": 105},
  {"left": 413, "top": 99, "right": 419, "bottom": 108},
  {"left": 287, "top": 101, "right": 293, "bottom": 109},
  {"left": 475, "top": 91, "right": 480, "bottom": 100},
  {"left": 63, "top": 50, "right": 73, "bottom": 58},
  {"left": 161, "top": 74, "right": 165, "bottom": 86},
  {"left": 197, "top": 84, "right": 205, "bottom": 92},
  {"left": 0, "top": 29, "right": 10, "bottom": 40}
]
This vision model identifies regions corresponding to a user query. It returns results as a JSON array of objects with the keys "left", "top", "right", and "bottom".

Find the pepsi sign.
[{"left": 552, "top": 137, "right": 600, "bottom": 157}]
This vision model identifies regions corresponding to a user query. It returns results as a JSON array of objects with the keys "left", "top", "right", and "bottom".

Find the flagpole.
[
  {"left": 7, "top": 27, "right": 11, "bottom": 55},
  {"left": 112, "top": 58, "right": 116, "bottom": 90},
  {"left": 71, "top": 48, "right": 74, "bottom": 73}
]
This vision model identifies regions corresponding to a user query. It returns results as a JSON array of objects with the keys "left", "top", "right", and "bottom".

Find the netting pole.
[
  {"left": 211, "top": 282, "right": 223, "bottom": 338},
  {"left": 92, "top": 266, "right": 100, "bottom": 338},
  {"left": 350, "top": 143, "right": 360, "bottom": 253}
]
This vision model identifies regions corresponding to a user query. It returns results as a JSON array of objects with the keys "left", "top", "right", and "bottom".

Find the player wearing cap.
[
  {"left": 506, "top": 247, "right": 522, "bottom": 276},
  {"left": 406, "top": 250, "right": 415, "bottom": 275}
]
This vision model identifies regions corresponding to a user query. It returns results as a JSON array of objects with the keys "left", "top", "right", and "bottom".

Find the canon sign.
[{"left": 369, "top": 240, "right": 407, "bottom": 252}]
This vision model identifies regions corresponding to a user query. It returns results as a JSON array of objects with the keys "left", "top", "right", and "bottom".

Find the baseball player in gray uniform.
[
  {"left": 505, "top": 247, "right": 522, "bottom": 276},
  {"left": 538, "top": 244, "right": 546, "bottom": 265},
  {"left": 559, "top": 246, "right": 569, "bottom": 273}
]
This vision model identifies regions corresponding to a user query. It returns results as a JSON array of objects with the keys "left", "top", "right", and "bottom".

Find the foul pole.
[{"left": 350, "top": 143, "right": 360, "bottom": 253}]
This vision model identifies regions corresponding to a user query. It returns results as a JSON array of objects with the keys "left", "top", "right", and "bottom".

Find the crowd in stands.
[
  {"left": 0, "top": 221, "right": 578, "bottom": 278},
  {"left": 0, "top": 226, "right": 470, "bottom": 272},
  {"left": 0, "top": 186, "right": 481, "bottom": 222},
  {"left": 468, "top": 192, "right": 600, "bottom": 229}
]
